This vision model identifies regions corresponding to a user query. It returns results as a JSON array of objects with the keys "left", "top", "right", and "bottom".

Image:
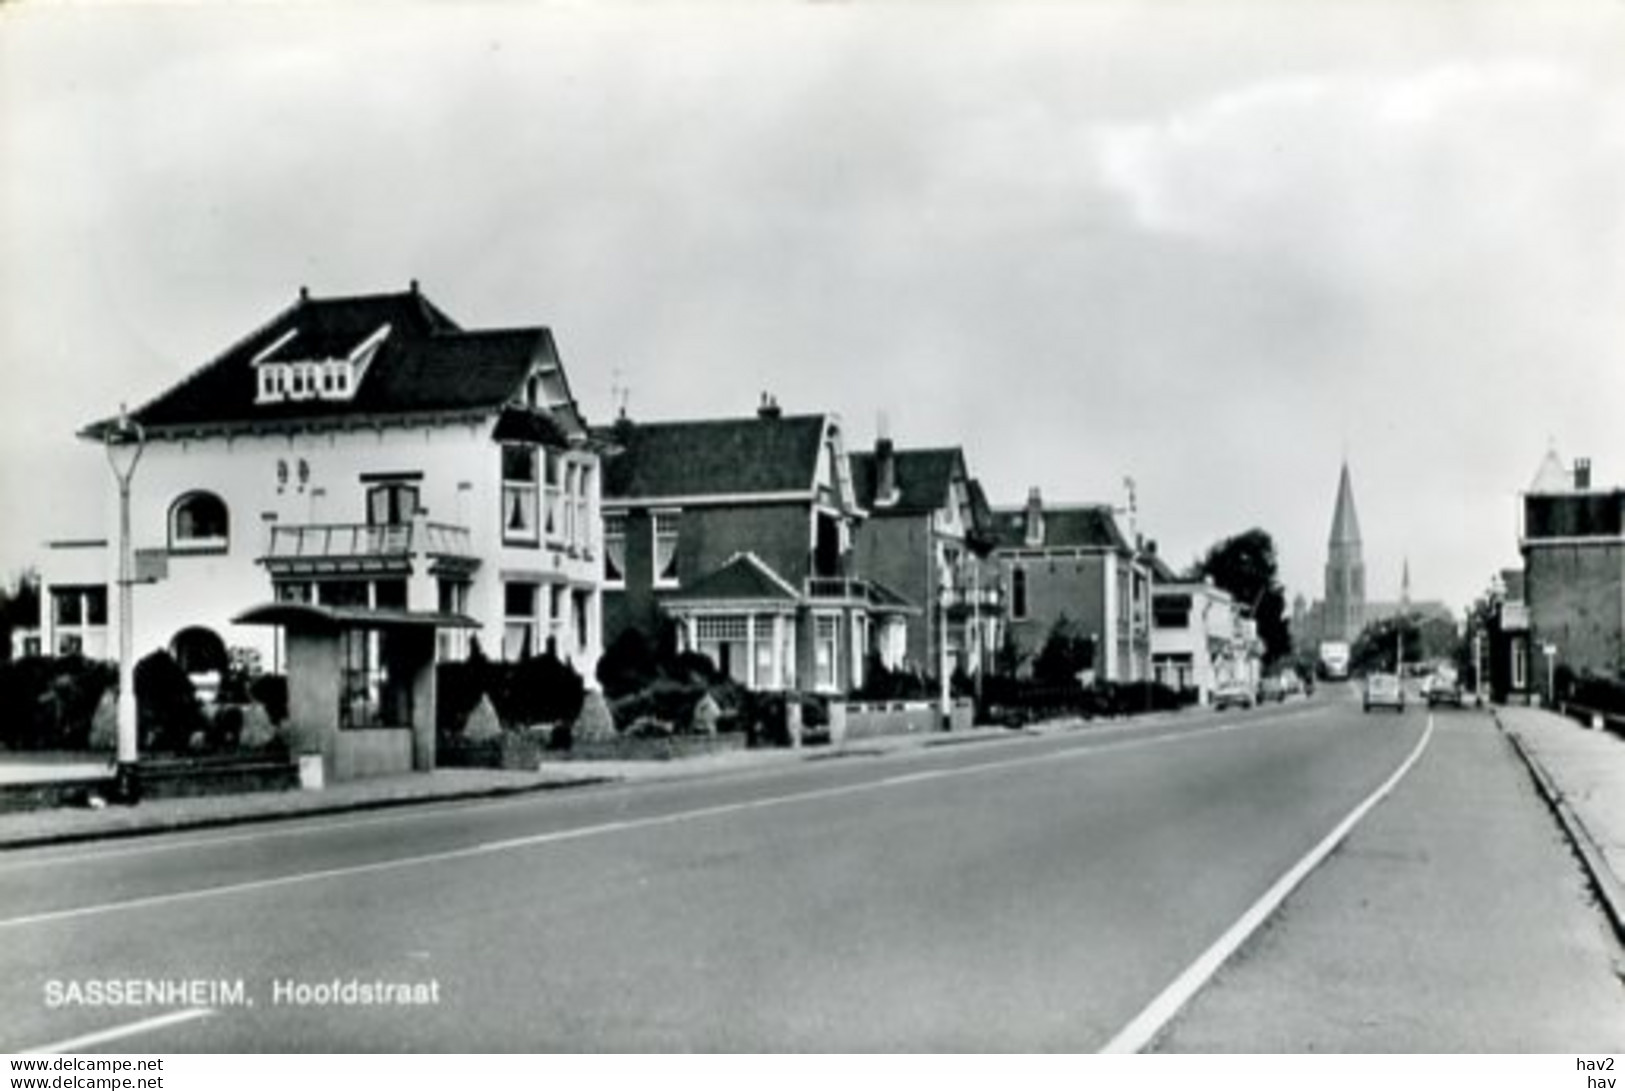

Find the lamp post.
[{"left": 103, "top": 406, "right": 146, "bottom": 803}]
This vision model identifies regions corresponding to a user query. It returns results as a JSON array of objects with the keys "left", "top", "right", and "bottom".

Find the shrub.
[
  {"left": 496, "top": 651, "right": 586, "bottom": 728},
  {"left": 854, "top": 655, "right": 933, "bottom": 701},
  {"left": 89, "top": 688, "right": 118, "bottom": 752},
  {"left": 1033, "top": 616, "right": 1096, "bottom": 686},
  {"left": 0, "top": 655, "right": 117, "bottom": 751},
  {"left": 135, "top": 649, "right": 208, "bottom": 755},
  {"left": 463, "top": 695, "right": 502, "bottom": 742},
  {"left": 240, "top": 701, "right": 278, "bottom": 749},
  {"left": 572, "top": 690, "right": 617, "bottom": 744},
  {"left": 248, "top": 674, "right": 289, "bottom": 725}
]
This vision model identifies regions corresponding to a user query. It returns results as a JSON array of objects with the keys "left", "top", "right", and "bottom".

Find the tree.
[
  {"left": 1033, "top": 615, "right": 1096, "bottom": 686},
  {"left": 1189, "top": 528, "right": 1292, "bottom": 665},
  {"left": 0, "top": 569, "right": 41, "bottom": 662},
  {"left": 1350, "top": 613, "right": 1462, "bottom": 676}
]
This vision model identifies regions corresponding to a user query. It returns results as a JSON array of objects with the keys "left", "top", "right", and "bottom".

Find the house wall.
[
  {"left": 1002, "top": 552, "right": 1110, "bottom": 674},
  {"left": 854, "top": 514, "right": 933, "bottom": 669},
  {"left": 1524, "top": 541, "right": 1625, "bottom": 701},
  {"left": 605, "top": 501, "right": 813, "bottom": 643},
  {"left": 44, "top": 418, "right": 602, "bottom": 680}
]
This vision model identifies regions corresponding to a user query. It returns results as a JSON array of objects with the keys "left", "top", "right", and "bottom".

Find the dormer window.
[{"left": 253, "top": 323, "right": 390, "bottom": 405}]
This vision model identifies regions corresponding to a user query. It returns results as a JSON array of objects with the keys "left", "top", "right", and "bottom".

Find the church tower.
[{"left": 1323, "top": 460, "right": 1365, "bottom": 642}]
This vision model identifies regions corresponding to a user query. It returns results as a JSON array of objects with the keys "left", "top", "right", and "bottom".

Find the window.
[
  {"left": 1511, "top": 638, "right": 1527, "bottom": 690},
  {"left": 437, "top": 579, "right": 471, "bottom": 661},
  {"left": 503, "top": 582, "right": 538, "bottom": 660},
  {"left": 51, "top": 585, "right": 108, "bottom": 658},
  {"left": 815, "top": 616, "right": 839, "bottom": 691},
  {"left": 502, "top": 445, "right": 539, "bottom": 545},
  {"left": 654, "top": 511, "right": 680, "bottom": 586},
  {"left": 373, "top": 579, "right": 408, "bottom": 610},
  {"left": 549, "top": 584, "right": 566, "bottom": 654},
  {"left": 276, "top": 581, "right": 313, "bottom": 604},
  {"left": 366, "top": 483, "right": 419, "bottom": 527},
  {"left": 1011, "top": 567, "right": 1028, "bottom": 620},
  {"left": 572, "top": 588, "right": 591, "bottom": 655},
  {"left": 603, "top": 512, "right": 626, "bottom": 585},
  {"left": 696, "top": 615, "right": 751, "bottom": 685},
  {"left": 169, "top": 492, "right": 229, "bottom": 552},
  {"left": 339, "top": 630, "right": 385, "bottom": 729},
  {"left": 544, "top": 450, "right": 562, "bottom": 541},
  {"left": 576, "top": 465, "right": 593, "bottom": 556},
  {"left": 317, "top": 580, "right": 370, "bottom": 608}
]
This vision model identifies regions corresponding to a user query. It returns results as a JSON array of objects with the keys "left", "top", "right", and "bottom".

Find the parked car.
[
  {"left": 1212, "top": 682, "right": 1256, "bottom": 711},
  {"left": 1425, "top": 669, "right": 1464, "bottom": 708},
  {"left": 1259, "top": 676, "right": 1287, "bottom": 703},
  {"left": 1363, "top": 672, "right": 1406, "bottom": 714},
  {"left": 1279, "top": 670, "right": 1304, "bottom": 697}
]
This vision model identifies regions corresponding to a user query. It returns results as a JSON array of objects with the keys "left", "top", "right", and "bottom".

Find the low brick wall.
[
  {"left": 138, "top": 755, "right": 299, "bottom": 800},
  {"left": 551, "top": 733, "right": 748, "bottom": 762},
  {"left": 830, "top": 699, "right": 975, "bottom": 742},
  {"left": 0, "top": 777, "right": 115, "bottom": 813},
  {"left": 334, "top": 729, "right": 414, "bottom": 781}
]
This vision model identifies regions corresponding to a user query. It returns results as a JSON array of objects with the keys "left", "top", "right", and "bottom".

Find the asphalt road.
[{"left": 1, "top": 693, "right": 1618, "bottom": 1052}]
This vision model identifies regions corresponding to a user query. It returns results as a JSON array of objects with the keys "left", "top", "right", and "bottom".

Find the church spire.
[
  {"left": 1329, "top": 459, "right": 1362, "bottom": 547},
  {"left": 1323, "top": 459, "right": 1366, "bottom": 643}
]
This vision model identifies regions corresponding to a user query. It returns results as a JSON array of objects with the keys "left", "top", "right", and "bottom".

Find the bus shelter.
[{"left": 234, "top": 603, "right": 478, "bottom": 785}]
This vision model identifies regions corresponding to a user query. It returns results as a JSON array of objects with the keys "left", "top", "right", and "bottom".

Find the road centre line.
[
  {"left": 0, "top": 711, "right": 1326, "bottom": 933},
  {"left": 1097, "top": 713, "right": 1436, "bottom": 1054},
  {"left": 20, "top": 1007, "right": 214, "bottom": 1054}
]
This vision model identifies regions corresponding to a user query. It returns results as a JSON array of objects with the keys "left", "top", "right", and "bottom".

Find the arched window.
[{"left": 169, "top": 492, "right": 229, "bottom": 552}]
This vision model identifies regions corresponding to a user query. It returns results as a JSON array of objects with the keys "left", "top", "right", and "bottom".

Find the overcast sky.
[{"left": 3, "top": 1, "right": 1622, "bottom": 616}]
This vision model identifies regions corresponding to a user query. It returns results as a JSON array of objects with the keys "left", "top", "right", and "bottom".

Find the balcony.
[
  {"left": 263, "top": 521, "right": 477, "bottom": 575},
  {"left": 942, "top": 584, "right": 1003, "bottom": 614},
  {"left": 804, "top": 576, "right": 917, "bottom": 614}
]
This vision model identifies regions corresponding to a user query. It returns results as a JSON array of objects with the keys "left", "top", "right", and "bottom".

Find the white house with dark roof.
[
  {"left": 43, "top": 284, "right": 606, "bottom": 709},
  {"left": 594, "top": 396, "right": 916, "bottom": 694}
]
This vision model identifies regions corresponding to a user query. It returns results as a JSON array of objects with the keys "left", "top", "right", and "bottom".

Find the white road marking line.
[
  {"left": 20, "top": 1007, "right": 214, "bottom": 1054},
  {"left": 1097, "top": 714, "right": 1436, "bottom": 1054},
  {"left": 0, "top": 713, "right": 1309, "bottom": 932}
]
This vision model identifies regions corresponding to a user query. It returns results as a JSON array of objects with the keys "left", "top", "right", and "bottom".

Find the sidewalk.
[
  {"left": 0, "top": 720, "right": 1076, "bottom": 852},
  {"left": 1494, "top": 703, "right": 1625, "bottom": 941}
]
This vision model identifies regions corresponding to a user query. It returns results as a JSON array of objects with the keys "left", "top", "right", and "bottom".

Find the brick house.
[
  {"left": 595, "top": 398, "right": 916, "bottom": 694},
  {"left": 988, "top": 489, "right": 1152, "bottom": 683},
  {"left": 43, "top": 284, "right": 606, "bottom": 700},
  {"left": 1519, "top": 449, "right": 1624, "bottom": 704},
  {"left": 848, "top": 439, "right": 1003, "bottom": 679}
]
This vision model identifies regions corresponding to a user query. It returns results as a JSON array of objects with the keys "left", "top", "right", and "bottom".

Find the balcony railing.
[
  {"left": 265, "top": 521, "right": 475, "bottom": 562},
  {"left": 942, "top": 585, "right": 1003, "bottom": 611},
  {"left": 805, "top": 576, "right": 871, "bottom": 602}
]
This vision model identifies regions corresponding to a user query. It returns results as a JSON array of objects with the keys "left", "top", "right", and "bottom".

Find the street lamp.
[{"left": 103, "top": 406, "right": 146, "bottom": 803}]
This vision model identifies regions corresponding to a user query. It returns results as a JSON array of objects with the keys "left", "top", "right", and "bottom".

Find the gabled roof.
[
  {"left": 85, "top": 287, "right": 585, "bottom": 439},
  {"left": 664, "top": 553, "right": 803, "bottom": 605},
  {"left": 848, "top": 447, "right": 966, "bottom": 515},
  {"left": 988, "top": 503, "right": 1132, "bottom": 554},
  {"left": 594, "top": 414, "right": 830, "bottom": 501}
]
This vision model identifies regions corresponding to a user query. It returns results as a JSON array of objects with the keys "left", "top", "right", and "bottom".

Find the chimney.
[
  {"left": 757, "top": 392, "right": 782, "bottom": 420},
  {"left": 1574, "top": 457, "right": 1592, "bottom": 490},
  {"left": 409, "top": 278, "right": 420, "bottom": 296},
  {"left": 875, "top": 413, "right": 898, "bottom": 506},
  {"left": 1024, "top": 486, "right": 1044, "bottom": 547}
]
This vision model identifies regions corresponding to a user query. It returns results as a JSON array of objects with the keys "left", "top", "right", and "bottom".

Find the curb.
[
  {"left": 1493, "top": 709, "right": 1625, "bottom": 945},
  {"left": 0, "top": 774, "right": 619, "bottom": 853}
]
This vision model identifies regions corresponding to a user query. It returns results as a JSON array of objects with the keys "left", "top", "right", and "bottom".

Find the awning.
[{"left": 233, "top": 603, "right": 481, "bottom": 631}]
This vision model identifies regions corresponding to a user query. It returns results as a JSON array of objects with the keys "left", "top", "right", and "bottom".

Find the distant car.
[
  {"left": 1212, "top": 682, "right": 1256, "bottom": 711},
  {"left": 1363, "top": 672, "right": 1406, "bottom": 714},
  {"left": 1279, "top": 671, "right": 1304, "bottom": 697},
  {"left": 1425, "top": 669, "right": 1464, "bottom": 708},
  {"left": 1259, "top": 676, "right": 1287, "bottom": 703}
]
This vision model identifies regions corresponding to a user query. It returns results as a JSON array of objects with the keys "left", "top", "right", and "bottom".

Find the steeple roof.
[
  {"left": 1329, "top": 461, "right": 1362, "bottom": 547},
  {"left": 1528, "top": 444, "right": 1572, "bottom": 493}
]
